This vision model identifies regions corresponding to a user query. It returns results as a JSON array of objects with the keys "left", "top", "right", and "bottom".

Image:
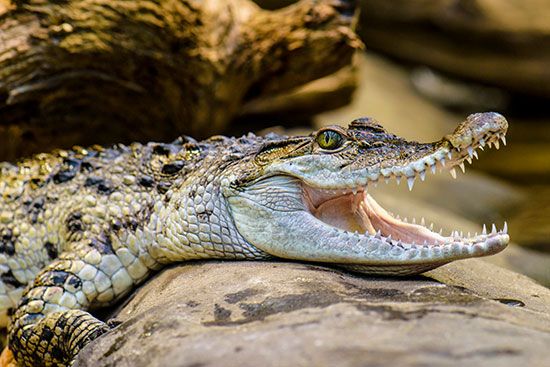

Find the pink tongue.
[
  {"left": 313, "top": 195, "right": 365, "bottom": 233},
  {"left": 359, "top": 194, "right": 446, "bottom": 244}
]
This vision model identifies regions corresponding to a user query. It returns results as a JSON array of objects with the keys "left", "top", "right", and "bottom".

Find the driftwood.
[{"left": 0, "top": 0, "right": 361, "bottom": 160}]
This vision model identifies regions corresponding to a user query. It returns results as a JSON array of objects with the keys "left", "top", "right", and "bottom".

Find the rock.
[
  {"left": 359, "top": 0, "right": 550, "bottom": 98},
  {"left": 75, "top": 261, "right": 550, "bottom": 367}
]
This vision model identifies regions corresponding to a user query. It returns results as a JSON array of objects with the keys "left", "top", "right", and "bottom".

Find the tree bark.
[{"left": 0, "top": 0, "right": 361, "bottom": 160}]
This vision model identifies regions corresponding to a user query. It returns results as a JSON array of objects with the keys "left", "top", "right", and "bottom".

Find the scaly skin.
[{"left": 0, "top": 112, "right": 508, "bottom": 366}]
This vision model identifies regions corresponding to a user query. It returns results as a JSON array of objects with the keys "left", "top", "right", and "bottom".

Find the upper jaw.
[{"left": 261, "top": 113, "right": 507, "bottom": 196}]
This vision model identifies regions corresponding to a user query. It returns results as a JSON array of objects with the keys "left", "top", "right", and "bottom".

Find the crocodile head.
[{"left": 225, "top": 112, "right": 509, "bottom": 275}]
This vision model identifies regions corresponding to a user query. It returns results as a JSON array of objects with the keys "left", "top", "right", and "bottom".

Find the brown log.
[{"left": 0, "top": 0, "right": 361, "bottom": 160}]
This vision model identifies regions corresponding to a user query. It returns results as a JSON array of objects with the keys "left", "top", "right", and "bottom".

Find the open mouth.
[{"left": 302, "top": 127, "right": 509, "bottom": 254}]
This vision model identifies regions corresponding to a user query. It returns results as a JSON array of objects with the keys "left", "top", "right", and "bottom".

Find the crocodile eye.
[{"left": 316, "top": 129, "right": 344, "bottom": 150}]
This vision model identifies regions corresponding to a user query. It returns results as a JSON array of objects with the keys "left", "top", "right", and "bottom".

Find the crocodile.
[{"left": 0, "top": 112, "right": 508, "bottom": 366}]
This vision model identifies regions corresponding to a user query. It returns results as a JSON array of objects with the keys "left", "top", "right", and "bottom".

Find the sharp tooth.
[
  {"left": 487, "top": 141, "right": 493, "bottom": 148},
  {"left": 439, "top": 157, "right": 446, "bottom": 167},
  {"left": 482, "top": 224, "right": 487, "bottom": 235},
  {"left": 386, "top": 234, "right": 392, "bottom": 243},
  {"left": 395, "top": 175, "right": 401, "bottom": 185},
  {"left": 467, "top": 146, "right": 474, "bottom": 158},
  {"left": 467, "top": 232, "right": 471, "bottom": 237},
  {"left": 460, "top": 231, "right": 463, "bottom": 237},
  {"left": 354, "top": 230, "right": 358, "bottom": 235},
  {"left": 491, "top": 223, "right": 497, "bottom": 234},
  {"left": 466, "top": 157, "right": 473, "bottom": 164},
  {"left": 375, "top": 230, "right": 382, "bottom": 238},
  {"left": 501, "top": 136, "right": 507, "bottom": 146},
  {"left": 407, "top": 176, "right": 415, "bottom": 191},
  {"left": 494, "top": 140, "right": 500, "bottom": 149},
  {"left": 449, "top": 168, "right": 457, "bottom": 179},
  {"left": 438, "top": 228, "right": 443, "bottom": 235},
  {"left": 403, "top": 217, "right": 408, "bottom": 223},
  {"left": 430, "top": 164, "right": 436, "bottom": 174},
  {"left": 352, "top": 187, "right": 357, "bottom": 195},
  {"left": 474, "top": 232, "right": 478, "bottom": 237},
  {"left": 479, "top": 145, "right": 484, "bottom": 151},
  {"left": 459, "top": 162, "right": 466, "bottom": 173},
  {"left": 420, "top": 217, "right": 425, "bottom": 226},
  {"left": 412, "top": 217, "right": 416, "bottom": 224},
  {"left": 384, "top": 177, "right": 390, "bottom": 184},
  {"left": 503, "top": 221, "right": 508, "bottom": 233},
  {"left": 447, "top": 151, "right": 452, "bottom": 159},
  {"left": 429, "top": 223, "right": 434, "bottom": 230},
  {"left": 473, "top": 151, "right": 479, "bottom": 159},
  {"left": 419, "top": 170, "right": 426, "bottom": 181},
  {"left": 479, "top": 138, "right": 485, "bottom": 147}
]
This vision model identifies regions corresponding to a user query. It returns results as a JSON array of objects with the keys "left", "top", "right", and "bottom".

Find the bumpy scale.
[{"left": 0, "top": 113, "right": 509, "bottom": 366}]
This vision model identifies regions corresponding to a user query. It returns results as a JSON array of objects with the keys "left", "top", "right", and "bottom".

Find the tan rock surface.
[{"left": 75, "top": 261, "right": 550, "bottom": 367}]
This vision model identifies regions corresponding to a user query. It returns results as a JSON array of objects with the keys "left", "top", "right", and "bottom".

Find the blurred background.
[{"left": 246, "top": 0, "right": 550, "bottom": 286}]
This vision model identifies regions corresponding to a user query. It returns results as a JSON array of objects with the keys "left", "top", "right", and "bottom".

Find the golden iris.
[{"left": 316, "top": 130, "right": 344, "bottom": 150}]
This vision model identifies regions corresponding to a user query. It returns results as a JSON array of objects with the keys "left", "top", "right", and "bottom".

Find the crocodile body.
[{"left": 0, "top": 113, "right": 509, "bottom": 366}]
